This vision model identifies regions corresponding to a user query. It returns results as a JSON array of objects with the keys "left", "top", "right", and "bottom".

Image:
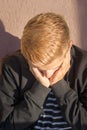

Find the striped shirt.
[{"left": 33, "top": 90, "right": 72, "bottom": 130}]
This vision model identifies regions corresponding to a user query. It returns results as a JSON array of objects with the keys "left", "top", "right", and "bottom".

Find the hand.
[
  {"left": 50, "top": 50, "right": 71, "bottom": 86},
  {"left": 29, "top": 66, "right": 50, "bottom": 88}
]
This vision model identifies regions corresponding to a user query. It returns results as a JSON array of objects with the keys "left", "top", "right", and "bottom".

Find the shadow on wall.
[{"left": 0, "top": 20, "right": 20, "bottom": 59}]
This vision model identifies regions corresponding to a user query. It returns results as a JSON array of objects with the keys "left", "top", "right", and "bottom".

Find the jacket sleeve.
[
  {"left": 0, "top": 63, "right": 50, "bottom": 130},
  {"left": 51, "top": 77, "right": 87, "bottom": 130}
]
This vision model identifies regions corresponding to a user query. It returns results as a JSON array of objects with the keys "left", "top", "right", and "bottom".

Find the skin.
[{"left": 29, "top": 42, "right": 72, "bottom": 88}]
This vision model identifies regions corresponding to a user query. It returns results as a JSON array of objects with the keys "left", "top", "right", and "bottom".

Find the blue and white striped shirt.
[{"left": 33, "top": 90, "right": 72, "bottom": 130}]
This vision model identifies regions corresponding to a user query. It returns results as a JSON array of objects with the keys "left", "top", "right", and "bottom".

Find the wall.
[{"left": 0, "top": 0, "right": 87, "bottom": 58}]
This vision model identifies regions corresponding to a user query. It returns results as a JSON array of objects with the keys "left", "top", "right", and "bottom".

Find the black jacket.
[{"left": 0, "top": 45, "right": 87, "bottom": 130}]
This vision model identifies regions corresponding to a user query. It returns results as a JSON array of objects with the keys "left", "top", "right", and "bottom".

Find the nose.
[{"left": 43, "top": 70, "right": 55, "bottom": 78}]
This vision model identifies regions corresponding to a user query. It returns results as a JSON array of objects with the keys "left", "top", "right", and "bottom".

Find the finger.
[
  {"left": 50, "top": 66, "right": 62, "bottom": 83},
  {"left": 29, "top": 66, "right": 34, "bottom": 75},
  {"left": 32, "top": 67, "right": 50, "bottom": 87},
  {"left": 32, "top": 67, "right": 43, "bottom": 79}
]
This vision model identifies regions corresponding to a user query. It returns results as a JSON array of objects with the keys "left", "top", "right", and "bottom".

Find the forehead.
[
  {"left": 29, "top": 56, "right": 64, "bottom": 70},
  {"left": 28, "top": 46, "right": 69, "bottom": 70}
]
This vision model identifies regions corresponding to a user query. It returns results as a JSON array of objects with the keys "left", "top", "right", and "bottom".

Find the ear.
[
  {"left": 67, "top": 40, "right": 73, "bottom": 55},
  {"left": 69, "top": 40, "right": 73, "bottom": 49}
]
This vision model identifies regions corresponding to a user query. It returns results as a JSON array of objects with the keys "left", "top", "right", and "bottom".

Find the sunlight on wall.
[{"left": 0, "top": 0, "right": 87, "bottom": 58}]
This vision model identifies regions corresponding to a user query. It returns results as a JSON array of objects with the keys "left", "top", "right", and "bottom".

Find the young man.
[{"left": 0, "top": 13, "right": 87, "bottom": 130}]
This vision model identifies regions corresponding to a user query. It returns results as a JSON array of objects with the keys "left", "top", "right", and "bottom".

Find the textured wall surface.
[{"left": 0, "top": 0, "right": 87, "bottom": 58}]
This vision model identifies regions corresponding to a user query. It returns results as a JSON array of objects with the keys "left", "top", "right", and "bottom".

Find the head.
[{"left": 21, "top": 12, "right": 72, "bottom": 78}]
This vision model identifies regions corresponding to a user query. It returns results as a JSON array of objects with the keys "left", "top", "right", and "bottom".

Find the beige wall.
[{"left": 0, "top": 0, "right": 87, "bottom": 58}]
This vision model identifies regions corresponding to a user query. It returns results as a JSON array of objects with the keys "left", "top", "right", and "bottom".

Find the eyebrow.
[
  {"left": 53, "top": 62, "right": 63, "bottom": 70},
  {"left": 38, "top": 61, "right": 64, "bottom": 71}
]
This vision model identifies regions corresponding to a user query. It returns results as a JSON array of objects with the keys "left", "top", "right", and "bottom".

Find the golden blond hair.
[{"left": 21, "top": 12, "right": 70, "bottom": 65}]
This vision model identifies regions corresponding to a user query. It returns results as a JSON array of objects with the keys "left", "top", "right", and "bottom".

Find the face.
[
  {"left": 29, "top": 53, "right": 67, "bottom": 79},
  {"left": 37, "top": 58, "right": 64, "bottom": 78},
  {"left": 28, "top": 42, "right": 72, "bottom": 79}
]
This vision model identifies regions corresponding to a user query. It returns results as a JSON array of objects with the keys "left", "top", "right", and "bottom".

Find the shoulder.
[
  {"left": 0, "top": 50, "right": 29, "bottom": 76},
  {"left": 71, "top": 45, "right": 87, "bottom": 84},
  {"left": 71, "top": 45, "right": 87, "bottom": 67}
]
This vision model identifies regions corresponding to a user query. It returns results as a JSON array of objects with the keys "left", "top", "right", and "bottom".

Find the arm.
[
  {"left": 0, "top": 62, "right": 50, "bottom": 130},
  {"left": 51, "top": 75, "right": 87, "bottom": 130},
  {"left": 48, "top": 48, "right": 87, "bottom": 129}
]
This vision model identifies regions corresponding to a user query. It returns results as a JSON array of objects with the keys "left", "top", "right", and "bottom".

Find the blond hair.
[{"left": 21, "top": 12, "right": 70, "bottom": 65}]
